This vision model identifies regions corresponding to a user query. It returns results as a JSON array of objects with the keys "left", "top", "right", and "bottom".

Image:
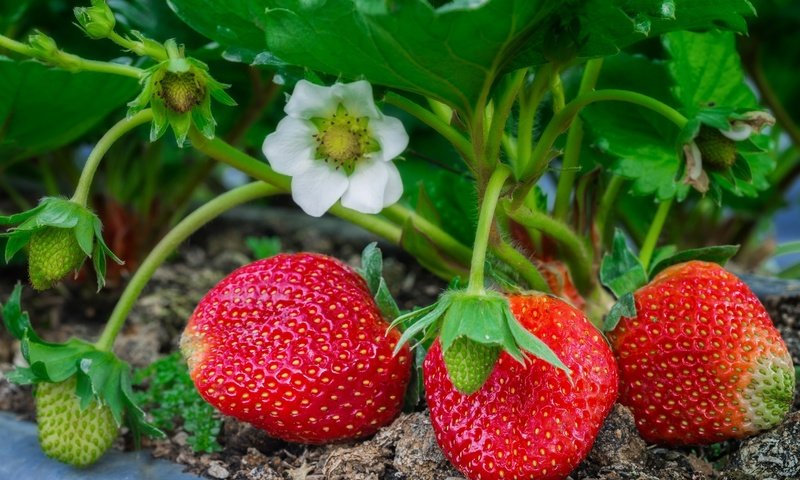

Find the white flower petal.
[
  {"left": 370, "top": 115, "right": 409, "bottom": 162},
  {"left": 341, "top": 159, "right": 390, "bottom": 214},
  {"left": 262, "top": 117, "right": 318, "bottom": 176},
  {"left": 291, "top": 161, "right": 349, "bottom": 217},
  {"left": 285, "top": 80, "right": 337, "bottom": 119},
  {"left": 382, "top": 161, "right": 404, "bottom": 207},
  {"left": 720, "top": 122, "right": 753, "bottom": 141},
  {"left": 332, "top": 81, "right": 380, "bottom": 118}
]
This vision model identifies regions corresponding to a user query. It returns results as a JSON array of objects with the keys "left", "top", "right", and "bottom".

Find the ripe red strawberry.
[
  {"left": 424, "top": 294, "right": 618, "bottom": 480},
  {"left": 181, "top": 253, "right": 411, "bottom": 444},
  {"left": 609, "top": 261, "right": 795, "bottom": 445}
]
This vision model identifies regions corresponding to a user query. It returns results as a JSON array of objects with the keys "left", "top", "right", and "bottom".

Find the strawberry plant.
[{"left": 0, "top": 0, "right": 798, "bottom": 478}]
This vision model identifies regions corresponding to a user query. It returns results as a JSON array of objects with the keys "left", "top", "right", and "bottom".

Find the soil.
[{"left": 1, "top": 206, "right": 799, "bottom": 480}]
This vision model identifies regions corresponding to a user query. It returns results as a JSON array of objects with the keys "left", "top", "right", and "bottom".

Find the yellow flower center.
[
  {"left": 320, "top": 124, "right": 362, "bottom": 163},
  {"left": 312, "top": 104, "right": 378, "bottom": 174}
]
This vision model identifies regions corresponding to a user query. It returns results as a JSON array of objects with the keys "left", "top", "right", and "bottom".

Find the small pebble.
[{"left": 208, "top": 460, "right": 231, "bottom": 479}]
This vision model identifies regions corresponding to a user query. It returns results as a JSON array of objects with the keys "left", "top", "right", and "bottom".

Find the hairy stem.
[
  {"left": 384, "top": 92, "right": 474, "bottom": 165},
  {"left": 468, "top": 166, "right": 511, "bottom": 294},
  {"left": 504, "top": 201, "right": 593, "bottom": 295},
  {"left": 553, "top": 59, "right": 604, "bottom": 221},
  {"left": 523, "top": 89, "right": 688, "bottom": 180},
  {"left": 71, "top": 109, "right": 154, "bottom": 206},
  {"left": 0, "top": 33, "right": 143, "bottom": 78},
  {"left": 94, "top": 182, "right": 281, "bottom": 351},
  {"left": 490, "top": 236, "right": 551, "bottom": 292},
  {"left": 639, "top": 197, "right": 673, "bottom": 271}
]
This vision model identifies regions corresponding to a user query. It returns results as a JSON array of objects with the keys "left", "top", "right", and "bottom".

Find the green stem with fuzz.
[
  {"left": 107, "top": 31, "right": 168, "bottom": 61},
  {"left": 504, "top": 201, "right": 593, "bottom": 295},
  {"left": 639, "top": 197, "right": 673, "bottom": 271},
  {"left": 594, "top": 175, "right": 626, "bottom": 246},
  {"left": 490, "top": 236, "right": 550, "bottom": 292},
  {"left": 0, "top": 34, "right": 143, "bottom": 78},
  {"left": 485, "top": 69, "right": 527, "bottom": 170},
  {"left": 523, "top": 89, "right": 688, "bottom": 180},
  {"left": 467, "top": 166, "right": 511, "bottom": 294},
  {"left": 515, "top": 65, "right": 553, "bottom": 178},
  {"left": 553, "top": 59, "right": 604, "bottom": 221},
  {"left": 94, "top": 182, "right": 281, "bottom": 352},
  {"left": 384, "top": 92, "right": 474, "bottom": 165},
  {"left": 71, "top": 109, "right": 154, "bottom": 206}
]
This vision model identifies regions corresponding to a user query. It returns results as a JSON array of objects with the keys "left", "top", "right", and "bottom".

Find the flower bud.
[
  {"left": 28, "top": 31, "right": 59, "bottom": 59},
  {"left": 74, "top": 0, "right": 116, "bottom": 40}
]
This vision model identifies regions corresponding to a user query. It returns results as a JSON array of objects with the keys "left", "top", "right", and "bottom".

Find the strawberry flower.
[
  {"left": 683, "top": 111, "right": 775, "bottom": 193},
  {"left": 262, "top": 80, "right": 408, "bottom": 217}
]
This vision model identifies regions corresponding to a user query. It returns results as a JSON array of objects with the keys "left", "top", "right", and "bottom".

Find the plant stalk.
[
  {"left": 467, "top": 166, "right": 511, "bottom": 294},
  {"left": 71, "top": 109, "right": 154, "bottom": 206},
  {"left": 639, "top": 197, "right": 673, "bottom": 271},
  {"left": 94, "top": 181, "right": 281, "bottom": 352}
]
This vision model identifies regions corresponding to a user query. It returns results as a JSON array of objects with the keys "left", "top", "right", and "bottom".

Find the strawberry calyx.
[
  {"left": 0, "top": 283, "right": 163, "bottom": 458},
  {"left": 599, "top": 229, "right": 739, "bottom": 331},
  {"left": 391, "top": 289, "right": 569, "bottom": 394},
  {"left": 0, "top": 197, "right": 123, "bottom": 291}
]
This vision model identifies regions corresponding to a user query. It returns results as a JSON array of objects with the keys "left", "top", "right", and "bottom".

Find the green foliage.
[
  {"left": 134, "top": 352, "right": 222, "bottom": 453},
  {"left": 583, "top": 54, "right": 686, "bottom": 200},
  {"left": 245, "top": 235, "right": 282, "bottom": 259},
  {"left": 0, "top": 58, "right": 138, "bottom": 167},
  {"left": 0, "top": 284, "right": 163, "bottom": 447}
]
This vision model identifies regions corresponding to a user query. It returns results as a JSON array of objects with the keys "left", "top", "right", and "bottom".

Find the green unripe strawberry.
[
  {"left": 443, "top": 337, "right": 500, "bottom": 395},
  {"left": 27, "top": 227, "right": 86, "bottom": 290},
  {"left": 696, "top": 125, "right": 737, "bottom": 170},
  {"left": 159, "top": 71, "right": 205, "bottom": 114},
  {"left": 35, "top": 376, "right": 118, "bottom": 467}
]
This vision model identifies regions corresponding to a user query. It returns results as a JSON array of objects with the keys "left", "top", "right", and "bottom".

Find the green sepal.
[
  {"left": 357, "top": 242, "right": 401, "bottom": 322},
  {"left": 0, "top": 197, "right": 122, "bottom": 289},
  {"left": 648, "top": 245, "right": 740, "bottom": 277},
  {"left": 600, "top": 229, "right": 648, "bottom": 298},
  {"left": 0, "top": 284, "right": 164, "bottom": 445},
  {"left": 603, "top": 292, "right": 636, "bottom": 332},
  {"left": 394, "top": 289, "right": 569, "bottom": 393}
]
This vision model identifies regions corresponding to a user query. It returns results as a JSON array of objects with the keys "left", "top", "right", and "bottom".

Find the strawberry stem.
[
  {"left": 71, "top": 109, "right": 154, "bottom": 207},
  {"left": 521, "top": 89, "right": 689, "bottom": 181},
  {"left": 383, "top": 92, "right": 475, "bottom": 165},
  {"left": 0, "top": 33, "right": 144, "bottom": 78},
  {"left": 94, "top": 181, "right": 281, "bottom": 352},
  {"left": 594, "top": 175, "right": 626, "bottom": 247},
  {"left": 639, "top": 197, "right": 674, "bottom": 271},
  {"left": 553, "top": 58, "right": 604, "bottom": 222},
  {"left": 467, "top": 165, "right": 511, "bottom": 295}
]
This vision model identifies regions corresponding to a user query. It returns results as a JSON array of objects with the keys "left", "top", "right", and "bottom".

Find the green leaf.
[
  {"left": 26, "top": 338, "right": 94, "bottom": 383},
  {"left": 245, "top": 236, "right": 282, "bottom": 260},
  {"left": 167, "top": 0, "right": 270, "bottom": 63},
  {"left": 261, "top": 0, "right": 561, "bottom": 113},
  {"left": 506, "top": 309, "right": 569, "bottom": 375},
  {"left": 357, "top": 243, "right": 401, "bottom": 322},
  {"left": 583, "top": 54, "right": 687, "bottom": 200},
  {"left": 664, "top": 30, "right": 757, "bottom": 114},
  {"left": 774, "top": 241, "right": 800, "bottom": 258},
  {"left": 603, "top": 292, "right": 636, "bottom": 331},
  {"left": 0, "top": 58, "right": 138, "bottom": 166},
  {"left": 600, "top": 230, "right": 648, "bottom": 298},
  {"left": 648, "top": 245, "right": 740, "bottom": 277},
  {"left": 0, "top": 283, "right": 42, "bottom": 343},
  {"left": 357, "top": 242, "right": 383, "bottom": 295}
]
